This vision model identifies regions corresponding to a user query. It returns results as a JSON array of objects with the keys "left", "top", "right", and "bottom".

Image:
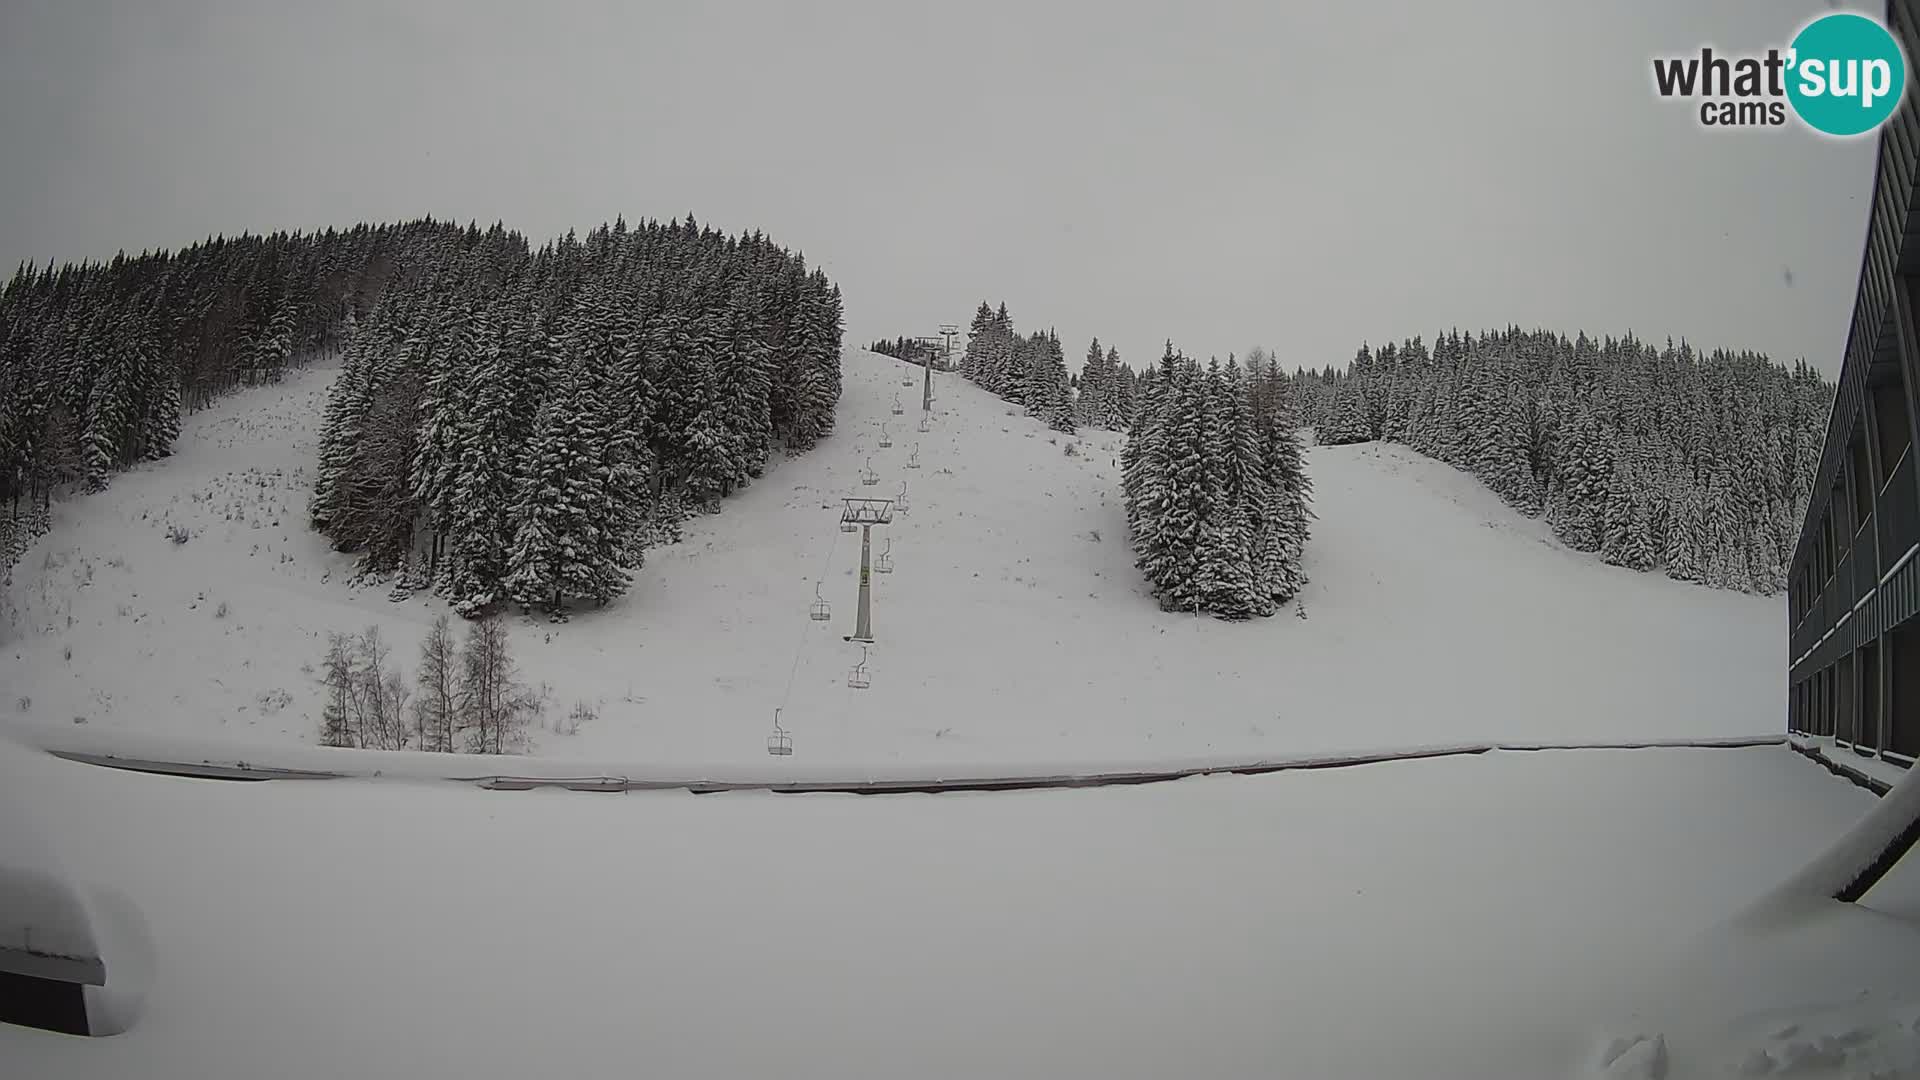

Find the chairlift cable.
[{"left": 777, "top": 521, "right": 844, "bottom": 716}]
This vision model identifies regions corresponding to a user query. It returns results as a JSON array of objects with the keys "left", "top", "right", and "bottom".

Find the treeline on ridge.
[
  {"left": 0, "top": 222, "right": 414, "bottom": 573},
  {"left": 868, "top": 336, "right": 947, "bottom": 367},
  {"left": 1294, "top": 328, "right": 1833, "bottom": 594}
]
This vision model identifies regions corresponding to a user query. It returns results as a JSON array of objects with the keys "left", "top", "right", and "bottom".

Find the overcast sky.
[{"left": 0, "top": 0, "right": 1881, "bottom": 376}]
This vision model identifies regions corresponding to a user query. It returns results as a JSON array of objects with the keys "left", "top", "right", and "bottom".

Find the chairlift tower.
[
  {"left": 939, "top": 324, "right": 959, "bottom": 369},
  {"left": 840, "top": 497, "right": 894, "bottom": 643}
]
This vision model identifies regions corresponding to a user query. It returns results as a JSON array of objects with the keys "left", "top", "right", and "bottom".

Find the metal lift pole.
[{"left": 852, "top": 524, "right": 875, "bottom": 643}]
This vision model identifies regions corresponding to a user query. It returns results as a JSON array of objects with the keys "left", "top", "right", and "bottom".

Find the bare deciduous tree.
[
  {"left": 354, "top": 626, "right": 411, "bottom": 751},
  {"left": 414, "top": 614, "right": 458, "bottom": 753},
  {"left": 319, "top": 632, "right": 357, "bottom": 748},
  {"left": 459, "top": 617, "right": 534, "bottom": 755}
]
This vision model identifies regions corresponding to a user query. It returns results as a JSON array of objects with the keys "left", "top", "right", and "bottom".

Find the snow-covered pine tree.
[
  {"left": 1035, "top": 331, "right": 1075, "bottom": 433},
  {"left": 1320, "top": 374, "right": 1372, "bottom": 445},
  {"left": 502, "top": 356, "right": 609, "bottom": 617},
  {"left": 961, "top": 301, "right": 994, "bottom": 383},
  {"left": 1077, "top": 337, "right": 1108, "bottom": 427},
  {"left": 79, "top": 320, "right": 137, "bottom": 491},
  {"left": 1123, "top": 344, "right": 1180, "bottom": 570},
  {"left": 1383, "top": 336, "right": 1423, "bottom": 441}
]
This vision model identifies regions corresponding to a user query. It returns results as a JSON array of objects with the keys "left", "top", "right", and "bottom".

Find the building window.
[
  {"left": 1838, "top": 652, "right": 1857, "bottom": 744},
  {"left": 1860, "top": 638, "right": 1882, "bottom": 752},
  {"left": 1852, "top": 433, "right": 1874, "bottom": 532},
  {"left": 1892, "top": 617, "right": 1919, "bottom": 758},
  {"left": 1822, "top": 513, "right": 1835, "bottom": 584},
  {"left": 1873, "top": 374, "right": 1913, "bottom": 492}
]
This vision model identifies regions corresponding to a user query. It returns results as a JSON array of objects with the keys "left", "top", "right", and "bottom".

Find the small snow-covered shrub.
[{"left": 167, "top": 525, "right": 191, "bottom": 545}]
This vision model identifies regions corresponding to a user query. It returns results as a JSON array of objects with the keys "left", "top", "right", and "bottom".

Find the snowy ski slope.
[
  {"left": 1, "top": 735, "right": 1914, "bottom": 1080},
  {"left": 0, "top": 348, "right": 1784, "bottom": 768}
]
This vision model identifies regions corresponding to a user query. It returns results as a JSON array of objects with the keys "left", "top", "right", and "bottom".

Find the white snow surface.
[
  {"left": 0, "top": 776, "right": 100, "bottom": 970},
  {"left": 1, "top": 737, "right": 1913, "bottom": 1079},
  {"left": 0, "top": 349, "right": 1782, "bottom": 767}
]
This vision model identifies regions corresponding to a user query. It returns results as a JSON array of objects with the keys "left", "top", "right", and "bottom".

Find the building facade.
[{"left": 1786, "top": 0, "right": 1920, "bottom": 763}]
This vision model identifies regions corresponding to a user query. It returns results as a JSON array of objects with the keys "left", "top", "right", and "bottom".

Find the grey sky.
[{"left": 0, "top": 0, "right": 1880, "bottom": 376}]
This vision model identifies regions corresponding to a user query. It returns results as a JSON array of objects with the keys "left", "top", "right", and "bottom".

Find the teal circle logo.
[{"left": 1786, "top": 13, "right": 1907, "bottom": 137}]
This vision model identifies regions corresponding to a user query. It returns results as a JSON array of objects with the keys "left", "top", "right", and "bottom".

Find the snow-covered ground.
[
  {"left": 0, "top": 348, "right": 1783, "bottom": 767},
  {"left": 2, "top": 735, "right": 1913, "bottom": 1079}
]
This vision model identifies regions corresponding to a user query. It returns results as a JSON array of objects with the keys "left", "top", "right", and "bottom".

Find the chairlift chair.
[
  {"left": 809, "top": 582, "right": 831, "bottom": 621},
  {"left": 894, "top": 480, "right": 910, "bottom": 514},
  {"left": 906, "top": 444, "right": 921, "bottom": 469},
  {"left": 891, "top": 394, "right": 905, "bottom": 416},
  {"left": 876, "top": 537, "right": 893, "bottom": 574},
  {"left": 767, "top": 708, "right": 793, "bottom": 756},
  {"left": 917, "top": 413, "right": 930, "bottom": 433},
  {"left": 879, "top": 422, "right": 892, "bottom": 449},
  {"left": 861, "top": 457, "right": 880, "bottom": 486},
  {"left": 847, "top": 646, "right": 872, "bottom": 690}
]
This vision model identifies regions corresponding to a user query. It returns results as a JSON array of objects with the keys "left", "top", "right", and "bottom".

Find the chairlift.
[
  {"left": 894, "top": 480, "right": 910, "bottom": 514},
  {"left": 917, "top": 413, "right": 930, "bottom": 433},
  {"left": 861, "top": 456, "right": 880, "bottom": 486},
  {"left": 847, "top": 646, "right": 872, "bottom": 690},
  {"left": 879, "top": 422, "right": 892, "bottom": 449},
  {"left": 876, "top": 537, "right": 893, "bottom": 574},
  {"left": 767, "top": 708, "right": 793, "bottom": 756},
  {"left": 906, "top": 444, "right": 921, "bottom": 469},
  {"left": 891, "top": 394, "right": 905, "bottom": 416},
  {"left": 809, "top": 582, "right": 831, "bottom": 621}
]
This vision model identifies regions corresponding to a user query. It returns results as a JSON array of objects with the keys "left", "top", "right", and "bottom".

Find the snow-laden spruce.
[
  {"left": 958, "top": 301, "right": 1082, "bottom": 433},
  {"left": 309, "top": 217, "right": 844, "bottom": 618},
  {"left": 1122, "top": 344, "right": 1311, "bottom": 619},
  {"left": 1073, "top": 336, "right": 1137, "bottom": 431},
  {"left": 1298, "top": 329, "right": 1833, "bottom": 595}
]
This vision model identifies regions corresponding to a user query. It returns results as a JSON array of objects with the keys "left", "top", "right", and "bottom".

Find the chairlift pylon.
[
  {"left": 876, "top": 537, "right": 893, "bottom": 574},
  {"left": 767, "top": 708, "right": 793, "bottom": 756},
  {"left": 809, "top": 582, "right": 831, "bottom": 621},
  {"left": 861, "top": 456, "right": 879, "bottom": 486},
  {"left": 847, "top": 646, "right": 872, "bottom": 690}
]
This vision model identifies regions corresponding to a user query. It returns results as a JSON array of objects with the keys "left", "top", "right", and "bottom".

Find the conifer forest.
[
  {"left": 1292, "top": 330, "right": 1832, "bottom": 594},
  {"left": 0, "top": 216, "right": 845, "bottom": 617}
]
